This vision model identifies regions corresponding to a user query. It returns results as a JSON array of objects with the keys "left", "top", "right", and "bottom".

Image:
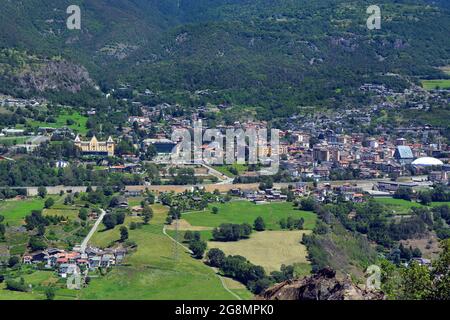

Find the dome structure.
[{"left": 412, "top": 157, "right": 444, "bottom": 166}]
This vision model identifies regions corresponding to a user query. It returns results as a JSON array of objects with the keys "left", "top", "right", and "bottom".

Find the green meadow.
[
  {"left": 183, "top": 201, "right": 317, "bottom": 231},
  {"left": 26, "top": 111, "right": 88, "bottom": 134},
  {"left": 421, "top": 79, "right": 450, "bottom": 90},
  {"left": 375, "top": 197, "right": 450, "bottom": 214},
  {"left": 82, "top": 204, "right": 241, "bottom": 300},
  {"left": 0, "top": 198, "right": 46, "bottom": 225}
]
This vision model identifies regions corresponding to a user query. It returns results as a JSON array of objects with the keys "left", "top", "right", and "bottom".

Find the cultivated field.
[
  {"left": 208, "top": 230, "right": 311, "bottom": 272},
  {"left": 183, "top": 201, "right": 317, "bottom": 230}
]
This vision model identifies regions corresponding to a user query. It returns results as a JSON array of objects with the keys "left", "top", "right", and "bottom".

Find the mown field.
[
  {"left": 183, "top": 201, "right": 317, "bottom": 231},
  {"left": 421, "top": 79, "right": 450, "bottom": 90},
  {"left": 213, "top": 164, "right": 249, "bottom": 178},
  {"left": 82, "top": 204, "right": 243, "bottom": 300},
  {"left": 208, "top": 230, "right": 311, "bottom": 273},
  {"left": 0, "top": 197, "right": 46, "bottom": 225},
  {"left": 26, "top": 111, "right": 88, "bottom": 134},
  {"left": 375, "top": 197, "right": 450, "bottom": 214}
]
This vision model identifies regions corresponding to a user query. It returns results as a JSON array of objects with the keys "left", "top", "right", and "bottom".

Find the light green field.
[
  {"left": 81, "top": 204, "right": 240, "bottom": 300},
  {"left": 375, "top": 197, "right": 450, "bottom": 214},
  {"left": 0, "top": 136, "right": 29, "bottom": 145},
  {"left": 183, "top": 201, "right": 317, "bottom": 230},
  {"left": 27, "top": 111, "right": 88, "bottom": 134},
  {"left": 421, "top": 79, "right": 450, "bottom": 90},
  {"left": 208, "top": 230, "right": 311, "bottom": 273},
  {"left": 0, "top": 198, "right": 46, "bottom": 225},
  {"left": 213, "top": 164, "right": 249, "bottom": 177}
]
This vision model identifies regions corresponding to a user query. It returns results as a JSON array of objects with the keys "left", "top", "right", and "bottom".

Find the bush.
[
  {"left": 212, "top": 223, "right": 252, "bottom": 241},
  {"left": 8, "top": 256, "right": 20, "bottom": 268},
  {"left": 254, "top": 216, "right": 266, "bottom": 231},
  {"left": 6, "top": 278, "right": 29, "bottom": 292},
  {"left": 189, "top": 240, "right": 207, "bottom": 259}
]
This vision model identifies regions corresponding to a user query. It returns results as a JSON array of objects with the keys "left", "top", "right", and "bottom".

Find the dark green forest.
[{"left": 0, "top": 0, "right": 449, "bottom": 115}]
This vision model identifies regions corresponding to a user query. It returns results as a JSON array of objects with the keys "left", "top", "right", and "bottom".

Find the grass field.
[
  {"left": 81, "top": 204, "right": 243, "bottom": 300},
  {"left": 0, "top": 198, "right": 46, "bottom": 225},
  {"left": 183, "top": 201, "right": 317, "bottom": 231},
  {"left": 208, "top": 230, "right": 311, "bottom": 273},
  {"left": 0, "top": 136, "right": 29, "bottom": 145},
  {"left": 375, "top": 197, "right": 450, "bottom": 214},
  {"left": 27, "top": 111, "right": 88, "bottom": 134},
  {"left": 421, "top": 79, "right": 450, "bottom": 90},
  {"left": 213, "top": 164, "right": 249, "bottom": 178}
]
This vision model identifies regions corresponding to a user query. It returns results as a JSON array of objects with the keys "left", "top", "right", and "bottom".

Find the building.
[
  {"left": 74, "top": 135, "right": 115, "bottom": 156},
  {"left": 394, "top": 146, "right": 414, "bottom": 165}
]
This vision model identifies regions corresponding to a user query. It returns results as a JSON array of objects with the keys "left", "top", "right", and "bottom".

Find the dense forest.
[{"left": 0, "top": 0, "right": 449, "bottom": 114}]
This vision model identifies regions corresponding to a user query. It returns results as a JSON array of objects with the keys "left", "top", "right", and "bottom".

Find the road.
[{"left": 80, "top": 209, "right": 106, "bottom": 253}]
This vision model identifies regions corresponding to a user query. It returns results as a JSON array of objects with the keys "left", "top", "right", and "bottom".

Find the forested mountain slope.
[{"left": 0, "top": 0, "right": 449, "bottom": 112}]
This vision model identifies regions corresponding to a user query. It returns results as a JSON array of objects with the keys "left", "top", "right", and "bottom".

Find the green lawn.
[
  {"left": 375, "top": 197, "right": 450, "bottom": 214},
  {"left": 81, "top": 204, "right": 240, "bottom": 300},
  {"left": 183, "top": 201, "right": 317, "bottom": 230},
  {"left": 0, "top": 198, "right": 46, "bottom": 225},
  {"left": 421, "top": 79, "right": 450, "bottom": 90}
]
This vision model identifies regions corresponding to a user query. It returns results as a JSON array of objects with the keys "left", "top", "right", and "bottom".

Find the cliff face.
[{"left": 261, "top": 268, "right": 385, "bottom": 301}]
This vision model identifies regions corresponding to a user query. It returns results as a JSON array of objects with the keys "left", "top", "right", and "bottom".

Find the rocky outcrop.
[
  {"left": 17, "top": 60, "right": 94, "bottom": 93},
  {"left": 261, "top": 268, "right": 384, "bottom": 300}
]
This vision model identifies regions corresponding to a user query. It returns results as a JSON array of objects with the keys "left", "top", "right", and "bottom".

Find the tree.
[
  {"left": 103, "top": 214, "right": 117, "bottom": 230},
  {"left": 37, "top": 186, "right": 47, "bottom": 198},
  {"left": 184, "top": 230, "right": 194, "bottom": 242},
  {"left": 142, "top": 205, "right": 153, "bottom": 224},
  {"left": 394, "top": 187, "right": 413, "bottom": 201},
  {"left": 400, "top": 261, "right": 432, "bottom": 299},
  {"left": 212, "top": 207, "right": 219, "bottom": 215},
  {"left": 45, "top": 287, "right": 56, "bottom": 300},
  {"left": 189, "top": 240, "right": 207, "bottom": 259},
  {"left": 254, "top": 216, "right": 266, "bottom": 231},
  {"left": 300, "top": 197, "right": 316, "bottom": 211},
  {"left": 44, "top": 198, "right": 55, "bottom": 209},
  {"left": 120, "top": 226, "right": 129, "bottom": 242},
  {"left": 418, "top": 191, "right": 432, "bottom": 206},
  {"left": 207, "top": 248, "right": 226, "bottom": 267},
  {"left": 78, "top": 208, "right": 88, "bottom": 221},
  {"left": 8, "top": 256, "right": 20, "bottom": 268}
]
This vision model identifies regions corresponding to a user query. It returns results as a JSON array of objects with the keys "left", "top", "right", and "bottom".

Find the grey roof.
[{"left": 395, "top": 146, "right": 414, "bottom": 159}]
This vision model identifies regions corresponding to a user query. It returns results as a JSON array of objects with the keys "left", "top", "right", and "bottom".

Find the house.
[
  {"left": 100, "top": 254, "right": 115, "bottom": 268},
  {"left": 23, "top": 255, "right": 32, "bottom": 265},
  {"left": 59, "top": 264, "right": 79, "bottom": 278},
  {"left": 88, "top": 256, "right": 101, "bottom": 269}
]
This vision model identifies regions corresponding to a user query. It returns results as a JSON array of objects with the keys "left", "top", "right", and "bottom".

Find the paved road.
[{"left": 80, "top": 209, "right": 106, "bottom": 253}]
